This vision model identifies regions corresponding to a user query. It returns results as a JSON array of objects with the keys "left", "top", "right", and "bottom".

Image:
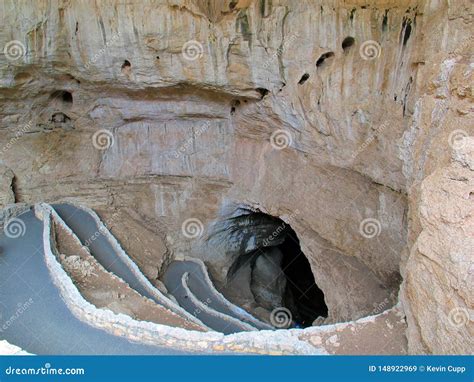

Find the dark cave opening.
[
  {"left": 277, "top": 225, "right": 328, "bottom": 327},
  {"left": 50, "top": 90, "right": 73, "bottom": 104},
  {"left": 222, "top": 211, "right": 328, "bottom": 329},
  {"left": 298, "top": 73, "right": 310, "bottom": 85},
  {"left": 342, "top": 36, "right": 355, "bottom": 51},
  {"left": 316, "top": 52, "right": 335, "bottom": 67}
]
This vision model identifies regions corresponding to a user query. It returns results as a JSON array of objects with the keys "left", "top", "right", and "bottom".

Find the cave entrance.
[
  {"left": 277, "top": 226, "right": 328, "bottom": 327},
  {"left": 223, "top": 211, "right": 328, "bottom": 329}
]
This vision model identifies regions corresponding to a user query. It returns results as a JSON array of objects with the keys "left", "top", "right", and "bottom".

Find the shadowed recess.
[{"left": 217, "top": 211, "right": 328, "bottom": 328}]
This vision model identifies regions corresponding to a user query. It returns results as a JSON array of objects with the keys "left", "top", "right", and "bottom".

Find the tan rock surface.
[
  {"left": 402, "top": 142, "right": 474, "bottom": 354},
  {"left": 0, "top": 165, "right": 14, "bottom": 208},
  {"left": 300, "top": 306, "right": 407, "bottom": 355},
  {"left": 0, "top": 0, "right": 472, "bottom": 353}
]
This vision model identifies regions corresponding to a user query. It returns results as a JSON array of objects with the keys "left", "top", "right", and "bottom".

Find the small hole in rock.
[
  {"left": 342, "top": 37, "right": 355, "bottom": 51},
  {"left": 51, "top": 90, "right": 73, "bottom": 104},
  {"left": 121, "top": 60, "right": 131, "bottom": 69},
  {"left": 298, "top": 73, "right": 310, "bottom": 85},
  {"left": 230, "top": 100, "right": 240, "bottom": 115},
  {"left": 256, "top": 88, "right": 269, "bottom": 99},
  {"left": 382, "top": 10, "right": 389, "bottom": 31},
  {"left": 349, "top": 8, "right": 356, "bottom": 21},
  {"left": 316, "top": 52, "right": 335, "bottom": 67},
  {"left": 403, "top": 20, "right": 412, "bottom": 45}
]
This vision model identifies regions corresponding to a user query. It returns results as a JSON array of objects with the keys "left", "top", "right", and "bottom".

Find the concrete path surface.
[
  {"left": 0, "top": 210, "right": 187, "bottom": 354},
  {"left": 53, "top": 203, "right": 269, "bottom": 334},
  {"left": 0, "top": 202, "right": 278, "bottom": 356},
  {"left": 52, "top": 204, "right": 174, "bottom": 309},
  {"left": 163, "top": 260, "right": 272, "bottom": 332}
]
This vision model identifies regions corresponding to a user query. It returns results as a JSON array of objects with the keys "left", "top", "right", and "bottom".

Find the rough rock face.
[
  {"left": 0, "top": 0, "right": 472, "bottom": 353},
  {"left": 251, "top": 247, "right": 286, "bottom": 311},
  {"left": 402, "top": 139, "right": 474, "bottom": 354},
  {"left": 0, "top": 165, "right": 14, "bottom": 208}
]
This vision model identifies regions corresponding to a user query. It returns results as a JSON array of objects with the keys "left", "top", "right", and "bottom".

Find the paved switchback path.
[{"left": 0, "top": 209, "right": 187, "bottom": 354}]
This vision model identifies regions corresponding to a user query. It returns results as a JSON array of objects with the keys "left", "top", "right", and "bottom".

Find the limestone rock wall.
[
  {"left": 0, "top": 0, "right": 472, "bottom": 352},
  {"left": 396, "top": 0, "right": 473, "bottom": 354},
  {"left": 402, "top": 140, "right": 473, "bottom": 354}
]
